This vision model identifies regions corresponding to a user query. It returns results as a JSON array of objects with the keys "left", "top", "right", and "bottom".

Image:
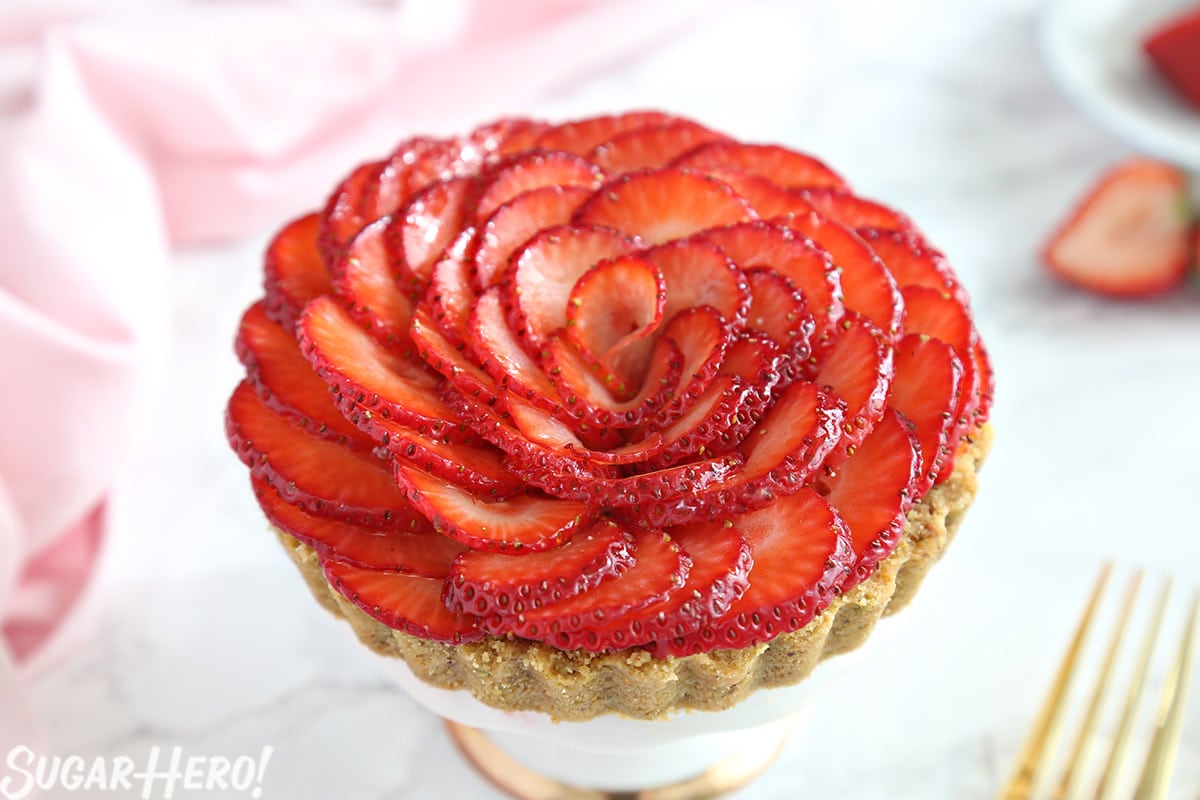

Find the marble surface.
[{"left": 18, "top": 0, "right": 1200, "bottom": 798}]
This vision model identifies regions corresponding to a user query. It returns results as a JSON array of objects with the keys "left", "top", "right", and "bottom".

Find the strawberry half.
[
  {"left": 1144, "top": 6, "right": 1200, "bottom": 111},
  {"left": 1043, "top": 159, "right": 1192, "bottom": 298},
  {"left": 443, "top": 519, "right": 635, "bottom": 616},
  {"left": 253, "top": 477, "right": 462, "bottom": 575},
  {"left": 263, "top": 213, "right": 331, "bottom": 326}
]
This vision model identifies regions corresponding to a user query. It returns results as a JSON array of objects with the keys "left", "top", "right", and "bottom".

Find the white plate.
[{"left": 1039, "top": 0, "right": 1200, "bottom": 169}]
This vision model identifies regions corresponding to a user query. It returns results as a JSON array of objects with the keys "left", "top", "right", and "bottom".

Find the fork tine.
[
  {"left": 999, "top": 563, "right": 1112, "bottom": 800},
  {"left": 1091, "top": 578, "right": 1173, "bottom": 800},
  {"left": 1132, "top": 589, "right": 1199, "bottom": 800},
  {"left": 1050, "top": 571, "right": 1143, "bottom": 800}
]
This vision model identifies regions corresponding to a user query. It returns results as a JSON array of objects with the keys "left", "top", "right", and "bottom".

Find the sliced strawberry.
[
  {"left": 533, "top": 111, "right": 680, "bottom": 156},
  {"left": 1144, "top": 6, "right": 1200, "bottom": 111},
  {"left": 473, "top": 117, "right": 549, "bottom": 157},
  {"left": 701, "top": 167, "right": 816, "bottom": 219},
  {"left": 504, "top": 224, "right": 636, "bottom": 346},
  {"left": 699, "top": 221, "right": 844, "bottom": 351},
  {"left": 263, "top": 213, "right": 331, "bottom": 326},
  {"left": 369, "top": 414, "right": 523, "bottom": 500},
  {"left": 424, "top": 228, "right": 476, "bottom": 345},
  {"left": 253, "top": 477, "right": 462, "bottom": 575},
  {"left": 970, "top": 336, "right": 995, "bottom": 431},
  {"left": 565, "top": 255, "right": 666, "bottom": 395},
  {"left": 444, "top": 519, "right": 634, "bottom": 616},
  {"left": 469, "top": 288, "right": 564, "bottom": 411},
  {"left": 553, "top": 451, "right": 744, "bottom": 510},
  {"left": 718, "top": 333, "right": 785, "bottom": 393},
  {"left": 474, "top": 150, "right": 601, "bottom": 221},
  {"left": 487, "top": 528, "right": 690, "bottom": 652},
  {"left": 236, "top": 301, "right": 373, "bottom": 449},
  {"left": 331, "top": 217, "right": 417, "bottom": 352},
  {"left": 298, "top": 296, "right": 467, "bottom": 442},
  {"left": 386, "top": 176, "right": 476, "bottom": 289},
  {"left": 636, "top": 374, "right": 766, "bottom": 469},
  {"left": 824, "top": 408, "right": 919, "bottom": 591},
  {"left": 742, "top": 267, "right": 816, "bottom": 372},
  {"left": 226, "top": 381, "right": 410, "bottom": 528},
  {"left": 323, "top": 558, "right": 483, "bottom": 644},
  {"left": 394, "top": 462, "right": 591, "bottom": 553},
  {"left": 672, "top": 140, "right": 847, "bottom": 190},
  {"left": 318, "top": 160, "right": 382, "bottom": 265},
  {"left": 643, "top": 238, "right": 751, "bottom": 326},
  {"left": 887, "top": 335, "right": 962, "bottom": 494},
  {"left": 408, "top": 307, "right": 499, "bottom": 406},
  {"left": 800, "top": 187, "right": 911, "bottom": 231},
  {"left": 779, "top": 211, "right": 903, "bottom": 339},
  {"left": 1042, "top": 159, "right": 1192, "bottom": 298},
  {"left": 473, "top": 185, "right": 593, "bottom": 290},
  {"left": 657, "top": 487, "right": 853, "bottom": 655},
  {"left": 574, "top": 168, "right": 755, "bottom": 245},
  {"left": 813, "top": 313, "right": 893, "bottom": 460},
  {"left": 860, "top": 227, "right": 965, "bottom": 303},
  {"left": 587, "top": 121, "right": 729, "bottom": 175}
]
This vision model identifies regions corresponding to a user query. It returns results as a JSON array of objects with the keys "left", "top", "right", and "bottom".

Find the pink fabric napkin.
[{"left": 0, "top": 0, "right": 710, "bottom": 763}]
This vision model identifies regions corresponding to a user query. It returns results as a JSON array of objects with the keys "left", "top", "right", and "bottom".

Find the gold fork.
[{"left": 999, "top": 563, "right": 1198, "bottom": 800}]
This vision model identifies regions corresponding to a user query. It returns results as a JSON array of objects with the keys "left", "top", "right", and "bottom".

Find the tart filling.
[{"left": 226, "top": 111, "right": 994, "bottom": 718}]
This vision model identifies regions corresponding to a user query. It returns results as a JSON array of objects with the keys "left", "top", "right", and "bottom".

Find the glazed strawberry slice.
[
  {"left": 489, "top": 528, "right": 690, "bottom": 651},
  {"left": 474, "top": 150, "right": 601, "bottom": 221},
  {"left": 504, "top": 224, "right": 636, "bottom": 347},
  {"left": 970, "top": 337, "right": 995, "bottom": 432},
  {"left": 263, "top": 212, "right": 332, "bottom": 326},
  {"left": 813, "top": 313, "right": 894, "bottom": 460},
  {"left": 701, "top": 167, "right": 816, "bottom": 219},
  {"left": 824, "top": 408, "right": 919, "bottom": 591},
  {"left": 780, "top": 211, "right": 903, "bottom": 339},
  {"left": 574, "top": 168, "right": 755, "bottom": 245},
  {"left": 363, "top": 137, "right": 469, "bottom": 224},
  {"left": 444, "top": 519, "right": 635, "bottom": 617},
  {"left": 318, "top": 160, "right": 382, "bottom": 265},
  {"left": 860, "top": 227, "right": 965, "bottom": 304},
  {"left": 470, "top": 288, "right": 567, "bottom": 412},
  {"left": 672, "top": 140, "right": 847, "bottom": 190},
  {"left": 331, "top": 217, "right": 417, "bottom": 352},
  {"left": 408, "top": 307, "right": 499, "bottom": 406},
  {"left": 424, "top": 228, "right": 477, "bottom": 345},
  {"left": 699, "top": 222, "right": 844, "bottom": 353},
  {"left": 394, "top": 462, "right": 591, "bottom": 553},
  {"left": 236, "top": 301, "right": 374, "bottom": 449},
  {"left": 533, "top": 111, "right": 681, "bottom": 156},
  {"left": 565, "top": 255, "right": 666, "bottom": 396},
  {"left": 323, "top": 558, "right": 483, "bottom": 644},
  {"left": 472, "top": 117, "right": 548, "bottom": 157},
  {"left": 636, "top": 375, "right": 767, "bottom": 469},
  {"left": 643, "top": 238, "right": 751, "bottom": 327},
  {"left": 1043, "top": 159, "right": 1192, "bottom": 297},
  {"left": 226, "top": 381, "right": 411, "bottom": 528},
  {"left": 587, "top": 120, "right": 729, "bottom": 174},
  {"left": 888, "top": 334, "right": 962, "bottom": 494},
  {"left": 1144, "top": 6, "right": 1200, "bottom": 111},
  {"left": 472, "top": 185, "right": 593, "bottom": 290},
  {"left": 298, "top": 296, "right": 468, "bottom": 442},
  {"left": 388, "top": 176, "right": 476, "bottom": 288},
  {"left": 253, "top": 477, "right": 463, "bottom": 575},
  {"left": 800, "top": 187, "right": 911, "bottom": 231},
  {"left": 659, "top": 487, "right": 853, "bottom": 655},
  {"left": 742, "top": 267, "right": 816, "bottom": 374}
]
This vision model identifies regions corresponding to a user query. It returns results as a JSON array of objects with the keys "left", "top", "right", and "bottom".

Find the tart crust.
[{"left": 279, "top": 423, "right": 992, "bottom": 722}]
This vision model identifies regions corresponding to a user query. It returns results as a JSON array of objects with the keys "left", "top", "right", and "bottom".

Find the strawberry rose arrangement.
[{"left": 226, "top": 111, "right": 993, "bottom": 720}]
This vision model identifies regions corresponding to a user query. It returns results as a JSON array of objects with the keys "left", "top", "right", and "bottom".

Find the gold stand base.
[{"left": 444, "top": 719, "right": 790, "bottom": 800}]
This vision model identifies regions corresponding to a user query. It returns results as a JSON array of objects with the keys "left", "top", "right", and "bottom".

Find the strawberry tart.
[{"left": 226, "top": 111, "right": 993, "bottom": 722}]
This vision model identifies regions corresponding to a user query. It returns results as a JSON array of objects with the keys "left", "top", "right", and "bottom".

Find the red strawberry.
[
  {"left": 1144, "top": 6, "right": 1200, "bottom": 111},
  {"left": 701, "top": 167, "right": 816, "bottom": 219},
  {"left": 859, "top": 227, "right": 965, "bottom": 305},
  {"left": 298, "top": 296, "right": 468, "bottom": 442},
  {"left": 574, "top": 168, "right": 755, "bottom": 245},
  {"left": 387, "top": 176, "right": 476, "bottom": 288},
  {"left": 253, "top": 477, "right": 463, "bottom": 575},
  {"left": 226, "top": 381, "right": 412, "bottom": 529},
  {"left": 813, "top": 313, "right": 894, "bottom": 460},
  {"left": 824, "top": 408, "right": 919, "bottom": 591},
  {"left": 424, "top": 228, "right": 477, "bottom": 345},
  {"left": 318, "top": 160, "right": 382, "bottom": 265},
  {"left": 1043, "top": 159, "right": 1192, "bottom": 298},
  {"left": 800, "top": 187, "right": 911, "bottom": 231},
  {"left": 364, "top": 137, "right": 469, "bottom": 224},
  {"left": 444, "top": 519, "right": 635, "bottom": 616},
  {"left": 472, "top": 185, "right": 592, "bottom": 290},
  {"left": 486, "top": 528, "right": 690, "bottom": 651},
  {"left": 643, "top": 238, "right": 750, "bottom": 327},
  {"left": 658, "top": 487, "right": 853, "bottom": 655},
  {"left": 779, "top": 211, "right": 903, "bottom": 339},
  {"left": 331, "top": 217, "right": 417, "bottom": 352},
  {"left": 887, "top": 335, "right": 962, "bottom": 494},
  {"left": 470, "top": 288, "right": 570, "bottom": 413},
  {"left": 263, "top": 212, "right": 331, "bottom": 326},
  {"left": 407, "top": 307, "right": 499, "bottom": 407},
  {"left": 636, "top": 374, "right": 767, "bottom": 469},
  {"left": 323, "top": 557, "right": 483, "bottom": 644},
  {"left": 533, "top": 111, "right": 681, "bottom": 156},
  {"left": 236, "top": 301, "right": 374, "bottom": 449},
  {"left": 472, "top": 118, "right": 548, "bottom": 158},
  {"left": 742, "top": 267, "right": 816, "bottom": 373},
  {"left": 394, "top": 462, "right": 591, "bottom": 553},
  {"left": 587, "top": 121, "right": 729, "bottom": 175},
  {"left": 672, "top": 140, "right": 847, "bottom": 190},
  {"left": 474, "top": 150, "right": 601, "bottom": 221}
]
